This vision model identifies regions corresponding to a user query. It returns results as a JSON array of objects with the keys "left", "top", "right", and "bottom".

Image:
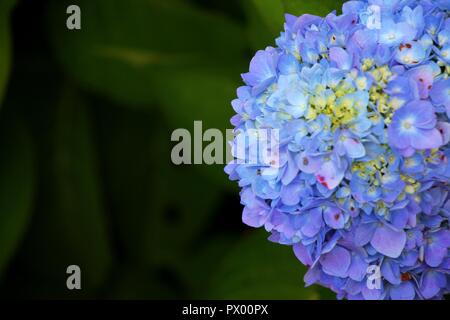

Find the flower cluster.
[{"left": 226, "top": 0, "right": 450, "bottom": 300}]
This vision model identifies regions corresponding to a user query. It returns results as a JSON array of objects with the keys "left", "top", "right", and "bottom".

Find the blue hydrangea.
[{"left": 225, "top": 0, "right": 450, "bottom": 300}]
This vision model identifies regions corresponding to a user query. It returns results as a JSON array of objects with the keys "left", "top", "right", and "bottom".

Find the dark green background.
[{"left": 0, "top": 0, "right": 344, "bottom": 299}]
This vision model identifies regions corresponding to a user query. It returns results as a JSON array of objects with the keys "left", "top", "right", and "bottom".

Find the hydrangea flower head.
[{"left": 226, "top": 0, "right": 450, "bottom": 300}]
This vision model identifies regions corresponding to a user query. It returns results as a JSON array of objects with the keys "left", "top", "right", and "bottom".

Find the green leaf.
[
  {"left": 282, "top": 0, "right": 345, "bottom": 16},
  {"left": 177, "top": 234, "right": 238, "bottom": 298},
  {"left": 249, "top": 0, "right": 284, "bottom": 36},
  {"left": 244, "top": 0, "right": 346, "bottom": 52},
  {"left": 51, "top": 87, "right": 113, "bottom": 288},
  {"left": 106, "top": 264, "right": 176, "bottom": 299},
  {"left": 0, "top": 108, "right": 35, "bottom": 278},
  {"left": 156, "top": 68, "right": 240, "bottom": 188},
  {"left": 158, "top": 68, "right": 238, "bottom": 132},
  {"left": 48, "top": 0, "right": 245, "bottom": 186},
  {"left": 149, "top": 59, "right": 243, "bottom": 188},
  {"left": 210, "top": 230, "right": 321, "bottom": 299},
  {"left": 94, "top": 101, "right": 222, "bottom": 268},
  {"left": 242, "top": 1, "right": 277, "bottom": 51},
  {"left": 0, "top": 0, "right": 16, "bottom": 106},
  {"left": 16, "top": 87, "right": 113, "bottom": 297},
  {"left": 47, "top": 0, "right": 246, "bottom": 106},
  {"left": 317, "top": 286, "right": 337, "bottom": 300}
]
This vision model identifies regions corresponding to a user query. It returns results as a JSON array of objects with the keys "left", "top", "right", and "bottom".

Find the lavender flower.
[{"left": 226, "top": 0, "right": 449, "bottom": 300}]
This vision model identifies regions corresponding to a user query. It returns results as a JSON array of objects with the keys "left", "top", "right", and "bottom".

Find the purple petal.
[
  {"left": 343, "top": 137, "right": 366, "bottom": 158},
  {"left": 296, "top": 152, "right": 322, "bottom": 174},
  {"left": 437, "top": 121, "right": 450, "bottom": 145},
  {"left": 390, "top": 282, "right": 416, "bottom": 300},
  {"left": 354, "top": 222, "right": 377, "bottom": 246},
  {"left": 420, "top": 271, "right": 447, "bottom": 299},
  {"left": 410, "top": 128, "right": 443, "bottom": 150},
  {"left": 300, "top": 208, "right": 323, "bottom": 238},
  {"left": 344, "top": 279, "right": 364, "bottom": 295},
  {"left": 242, "top": 206, "right": 269, "bottom": 228},
  {"left": 329, "top": 47, "right": 352, "bottom": 70},
  {"left": 292, "top": 14, "right": 322, "bottom": 33},
  {"left": 281, "top": 152, "right": 299, "bottom": 185},
  {"left": 371, "top": 223, "right": 406, "bottom": 258},
  {"left": 278, "top": 54, "right": 299, "bottom": 75},
  {"left": 407, "top": 64, "right": 434, "bottom": 99},
  {"left": 280, "top": 183, "right": 302, "bottom": 206},
  {"left": 241, "top": 49, "right": 278, "bottom": 95},
  {"left": 304, "top": 265, "right": 321, "bottom": 287},
  {"left": 381, "top": 259, "right": 401, "bottom": 285},
  {"left": 430, "top": 78, "right": 450, "bottom": 106},
  {"left": 323, "top": 206, "right": 345, "bottom": 229},
  {"left": 315, "top": 160, "right": 345, "bottom": 190},
  {"left": 321, "top": 231, "right": 341, "bottom": 254},
  {"left": 348, "top": 254, "right": 369, "bottom": 282},
  {"left": 361, "top": 285, "right": 383, "bottom": 300},
  {"left": 408, "top": 101, "right": 437, "bottom": 129},
  {"left": 320, "top": 246, "right": 351, "bottom": 278},
  {"left": 388, "top": 123, "right": 412, "bottom": 149},
  {"left": 293, "top": 242, "right": 313, "bottom": 267},
  {"left": 425, "top": 242, "right": 447, "bottom": 267},
  {"left": 391, "top": 209, "right": 409, "bottom": 229}
]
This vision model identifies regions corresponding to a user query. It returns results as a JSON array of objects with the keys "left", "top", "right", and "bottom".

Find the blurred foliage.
[
  {"left": 15, "top": 86, "right": 113, "bottom": 297},
  {"left": 0, "top": 0, "right": 16, "bottom": 104},
  {"left": 249, "top": 0, "right": 284, "bottom": 37},
  {"left": 282, "top": 0, "right": 346, "bottom": 16},
  {"left": 0, "top": 105, "right": 34, "bottom": 278},
  {"left": 46, "top": 0, "right": 246, "bottom": 117},
  {"left": 210, "top": 230, "right": 321, "bottom": 300},
  {"left": 0, "top": 0, "right": 343, "bottom": 299}
]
